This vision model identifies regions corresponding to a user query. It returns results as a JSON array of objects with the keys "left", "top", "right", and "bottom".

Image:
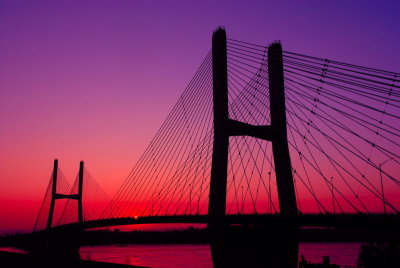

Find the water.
[
  {"left": 81, "top": 244, "right": 212, "bottom": 268},
  {"left": 80, "top": 243, "right": 361, "bottom": 268}
]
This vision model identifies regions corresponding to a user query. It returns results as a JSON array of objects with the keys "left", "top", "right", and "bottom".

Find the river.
[{"left": 80, "top": 242, "right": 361, "bottom": 268}]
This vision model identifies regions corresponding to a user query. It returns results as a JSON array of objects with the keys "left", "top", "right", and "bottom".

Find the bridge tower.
[
  {"left": 208, "top": 28, "right": 297, "bottom": 230},
  {"left": 46, "top": 159, "right": 84, "bottom": 229}
]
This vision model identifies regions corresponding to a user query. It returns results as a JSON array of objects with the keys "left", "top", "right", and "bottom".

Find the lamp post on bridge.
[{"left": 379, "top": 158, "right": 394, "bottom": 215}]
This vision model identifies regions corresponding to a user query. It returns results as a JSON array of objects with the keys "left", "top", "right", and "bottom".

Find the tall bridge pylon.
[
  {"left": 208, "top": 28, "right": 297, "bottom": 229},
  {"left": 46, "top": 159, "right": 84, "bottom": 229}
]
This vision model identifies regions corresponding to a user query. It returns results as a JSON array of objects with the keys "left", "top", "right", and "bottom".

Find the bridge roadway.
[{"left": 50, "top": 213, "right": 400, "bottom": 232}]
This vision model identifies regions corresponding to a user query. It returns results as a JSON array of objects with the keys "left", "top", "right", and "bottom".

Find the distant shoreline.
[{"left": 2, "top": 226, "right": 399, "bottom": 247}]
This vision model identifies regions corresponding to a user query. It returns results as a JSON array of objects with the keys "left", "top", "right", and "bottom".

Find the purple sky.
[{"left": 0, "top": 0, "right": 399, "bottom": 233}]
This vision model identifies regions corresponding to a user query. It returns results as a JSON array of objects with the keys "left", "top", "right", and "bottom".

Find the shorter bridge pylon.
[{"left": 46, "top": 159, "right": 84, "bottom": 229}]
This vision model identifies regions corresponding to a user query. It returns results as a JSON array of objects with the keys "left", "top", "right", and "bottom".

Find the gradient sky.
[{"left": 1, "top": 0, "right": 399, "bottom": 233}]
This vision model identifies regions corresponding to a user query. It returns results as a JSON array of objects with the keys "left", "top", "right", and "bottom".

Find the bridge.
[{"left": 24, "top": 28, "right": 399, "bottom": 266}]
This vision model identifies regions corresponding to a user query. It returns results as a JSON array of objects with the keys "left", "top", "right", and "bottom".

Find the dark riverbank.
[{"left": 0, "top": 251, "right": 148, "bottom": 268}]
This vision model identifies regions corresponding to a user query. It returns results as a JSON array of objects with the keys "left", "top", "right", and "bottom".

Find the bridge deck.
[{"left": 49, "top": 214, "right": 400, "bottom": 232}]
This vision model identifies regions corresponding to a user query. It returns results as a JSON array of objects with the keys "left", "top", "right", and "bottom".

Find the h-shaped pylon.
[
  {"left": 46, "top": 159, "right": 84, "bottom": 229},
  {"left": 208, "top": 28, "right": 297, "bottom": 229}
]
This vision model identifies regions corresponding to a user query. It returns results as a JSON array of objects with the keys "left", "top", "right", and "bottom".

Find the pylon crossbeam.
[
  {"left": 54, "top": 194, "right": 80, "bottom": 200},
  {"left": 228, "top": 119, "right": 273, "bottom": 140}
]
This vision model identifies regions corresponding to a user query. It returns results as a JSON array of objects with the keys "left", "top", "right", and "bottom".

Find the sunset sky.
[{"left": 1, "top": 0, "right": 399, "bottom": 233}]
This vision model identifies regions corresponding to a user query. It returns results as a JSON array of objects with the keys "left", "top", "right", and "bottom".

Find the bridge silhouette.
[{"left": 26, "top": 28, "right": 399, "bottom": 266}]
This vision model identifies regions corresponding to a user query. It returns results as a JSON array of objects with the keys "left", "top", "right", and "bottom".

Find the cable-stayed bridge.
[{"left": 33, "top": 28, "right": 400, "bottom": 236}]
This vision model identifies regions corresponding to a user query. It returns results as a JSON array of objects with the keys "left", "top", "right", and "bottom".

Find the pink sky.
[{"left": 0, "top": 0, "right": 399, "bottom": 233}]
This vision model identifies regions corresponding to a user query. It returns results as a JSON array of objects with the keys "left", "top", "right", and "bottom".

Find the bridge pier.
[
  {"left": 210, "top": 224, "right": 298, "bottom": 268},
  {"left": 20, "top": 229, "right": 82, "bottom": 263}
]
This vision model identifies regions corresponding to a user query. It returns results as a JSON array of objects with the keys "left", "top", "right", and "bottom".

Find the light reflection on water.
[
  {"left": 0, "top": 247, "right": 28, "bottom": 254},
  {"left": 80, "top": 243, "right": 361, "bottom": 268}
]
